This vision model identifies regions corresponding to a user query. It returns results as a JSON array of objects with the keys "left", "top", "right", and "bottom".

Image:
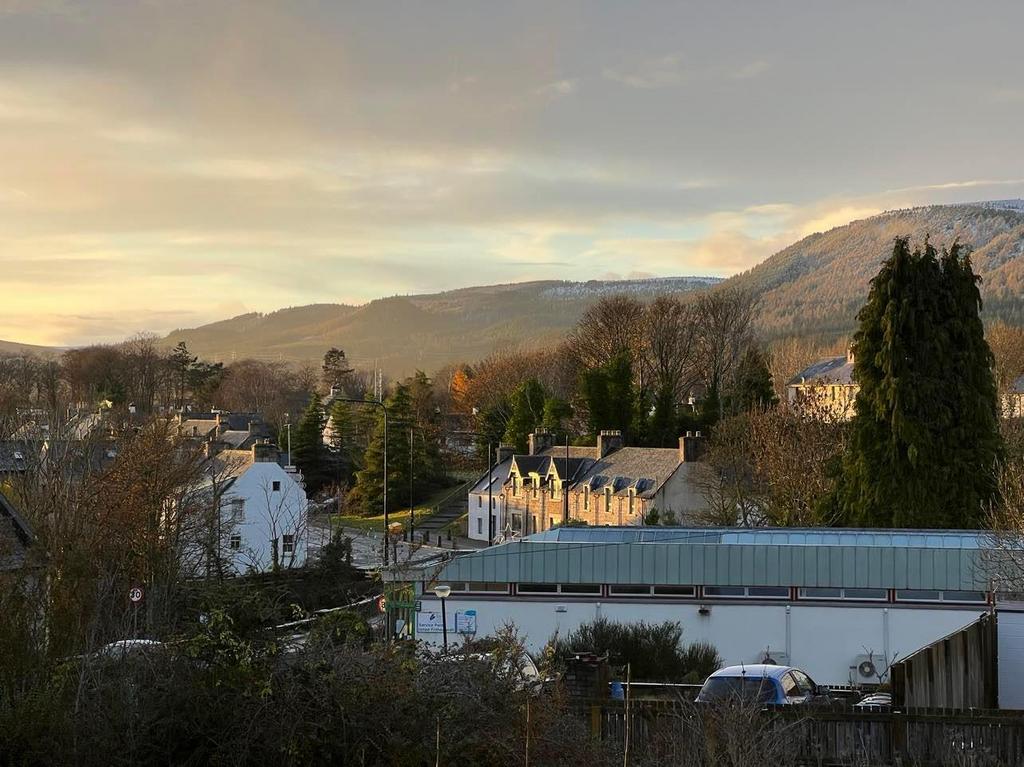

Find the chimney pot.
[
  {"left": 680, "top": 432, "right": 706, "bottom": 463},
  {"left": 528, "top": 430, "right": 554, "bottom": 456},
  {"left": 596, "top": 429, "right": 623, "bottom": 457}
]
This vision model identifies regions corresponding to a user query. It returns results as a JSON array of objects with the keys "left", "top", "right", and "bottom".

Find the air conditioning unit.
[{"left": 851, "top": 654, "right": 879, "bottom": 682}]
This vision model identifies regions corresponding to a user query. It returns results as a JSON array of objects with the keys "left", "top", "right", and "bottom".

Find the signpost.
[{"left": 129, "top": 586, "right": 143, "bottom": 639}]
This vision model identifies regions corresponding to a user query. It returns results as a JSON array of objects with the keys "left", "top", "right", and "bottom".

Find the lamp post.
[
  {"left": 332, "top": 397, "right": 389, "bottom": 564},
  {"left": 282, "top": 414, "right": 292, "bottom": 467},
  {"left": 433, "top": 584, "right": 451, "bottom": 652}
]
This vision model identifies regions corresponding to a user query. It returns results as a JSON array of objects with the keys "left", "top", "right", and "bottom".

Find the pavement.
[{"left": 307, "top": 514, "right": 485, "bottom": 572}]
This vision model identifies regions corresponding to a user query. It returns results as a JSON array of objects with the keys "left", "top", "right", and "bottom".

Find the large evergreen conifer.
[
  {"left": 839, "top": 238, "right": 1002, "bottom": 527},
  {"left": 291, "top": 397, "right": 331, "bottom": 493}
]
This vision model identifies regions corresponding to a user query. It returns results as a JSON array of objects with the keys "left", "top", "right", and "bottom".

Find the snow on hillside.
[{"left": 540, "top": 276, "right": 722, "bottom": 300}]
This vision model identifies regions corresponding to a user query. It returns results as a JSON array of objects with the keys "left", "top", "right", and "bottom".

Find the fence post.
[{"left": 623, "top": 663, "right": 632, "bottom": 767}]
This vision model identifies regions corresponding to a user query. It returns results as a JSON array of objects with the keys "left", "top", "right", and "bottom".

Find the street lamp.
[{"left": 433, "top": 584, "right": 451, "bottom": 652}]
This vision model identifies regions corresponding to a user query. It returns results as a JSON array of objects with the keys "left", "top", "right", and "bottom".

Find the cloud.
[
  {"left": 604, "top": 54, "right": 689, "bottom": 89},
  {"left": 535, "top": 79, "right": 578, "bottom": 98}
]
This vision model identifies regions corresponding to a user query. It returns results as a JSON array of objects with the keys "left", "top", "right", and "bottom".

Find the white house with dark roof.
[
  {"left": 192, "top": 441, "right": 308, "bottom": 575},
  {"left": 787, "top": 349, "right": 858, "bottom": 420}
]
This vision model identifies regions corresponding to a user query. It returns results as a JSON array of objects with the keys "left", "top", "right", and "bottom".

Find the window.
[
  {"left": 445, "top": 582, "right": 510, "bottom": 594},
  {"left": 747, "top": 587, "right": 789, "bottom": 598},
  {"left": 895, "top": 589, "right": 941, "bottom": 602},
  {"left": 800, "top": 587, "right": 886, "bottom": 601},
  {"left": 518, "top": 583, "right": 599, "bottom": 595},
  {"left": 282, "top": 534, "right": 295, "bottom": 554},
  {"left": 518, "top": 583, "right": 558, "bottom": 594},
  {"left": 696, "top": 676, "right": 777, "bottom": 704},
  {"left": 609, "top": 585, "right": 653, "bottom": 596},
  {"left": 229, "top": 498, "right": 245, "bottom": 522},
  {"left": 942, "top": 591, "right": 986, "bottom": 603},
  {"left": 476, "top": 517, "right": 483, "bottom": 535},
  {"left": 781, "top": 673, "right": 801, "bottom": 698},
  {"left": 652, "top": 585, "right": 696, "bottom": 598},
  {"left": 704, "top": 586, "right": 787, "bottom": 599},
  {"left": 558, "top": 584, "right": 601, "bottom": 595},
  {"left": 229, "top": 534, "right": 241, "bottom": 550},
  {"left": 549, "top": 517, "right": 555, "bottom": 529},
  {"left": 628, "top": 489, "right": 635, "bottom": 516},
  {"left": 584, "top": 487, "right": 590, "bottom": 510},
  {"left": 605, "top": 487, "right": 612, "bottom": 509},
  {"left": 272, "top": 480, "right": 281, "bottom": 492},
  {"left": 477, "top": 496, "right": 482, "bottom": 508},
  {"left": 703, "top": 586, "right": 746, "bottom": 597}
]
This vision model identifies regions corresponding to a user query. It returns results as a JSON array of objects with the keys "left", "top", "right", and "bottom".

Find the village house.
[
  {"left": 0, "top": 489, "right": 35, "bottom": 578},
  {"left": 177, "top": 411, "right": 272, "bottom": 451},
  {"left": 467, "top": 429, "right": 708, "bottom": 542},
  {"left": 191, "top": 440, "right": 309, "bottom": 575},
  {"left": 787, "top": 349, "right": 858, "bottom": 420},
  {"left": 1005, "top": 374, "right": 1024, "bottom": 419}
]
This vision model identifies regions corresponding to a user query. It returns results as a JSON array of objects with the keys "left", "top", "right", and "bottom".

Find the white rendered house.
[{"left": 205, "top": 442, "right": 309, "bottom": 574}]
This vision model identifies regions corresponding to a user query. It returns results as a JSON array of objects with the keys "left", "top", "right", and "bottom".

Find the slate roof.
[
  {"left": 0, "top": 490, "right": 34, "bottom": 571},
  {"left": 571, "top": 447, "right": 682, "bottom": 498},
  {"left": 469, "top": 457, "right": 513, "bottom": 495},
  {"left": 0, "top": 440, "right": 33, "bottom": 474},
  {"left": 789, "top": 356, "right": 855, "bottom": 386}
]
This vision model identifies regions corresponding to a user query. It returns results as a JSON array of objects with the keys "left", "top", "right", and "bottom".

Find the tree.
[
  {"left": 503, "top": 378, "right": 546, "bottom": 452},
  {"left": 727, "top": 346, "right": 777, "bottom": 415},
  {"left": 291, "top": 397, "right": 331, "bottom": 493},
  {"left": 838, "top": 238, "right": 1003, "bottom": 528},
  {"left": 321, "top": 348, "right": 353, "bottom": 394},
  {"left": 350, "top": 378, "right": 445, "bottom": 515},
  {"left": 579, "top": 351, "right": 636, "bottom": 440},
  {"left": 168, "top": 341, "right": 197, "bottom": 409},
  {"left": 541, "top": 397, "right": 572, "bottom": 434},
  {"left": 695, "top": 288, "right": 755, "bottom": 415}
]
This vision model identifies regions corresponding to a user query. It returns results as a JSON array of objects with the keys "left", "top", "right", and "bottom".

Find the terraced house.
[{"left": 468, "top": 429, "right": 708, "bottom": 542}]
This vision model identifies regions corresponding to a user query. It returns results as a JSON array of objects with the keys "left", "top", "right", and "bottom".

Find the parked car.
[{"left": 695, "top": 664, "right": 828, "bottom": 705}]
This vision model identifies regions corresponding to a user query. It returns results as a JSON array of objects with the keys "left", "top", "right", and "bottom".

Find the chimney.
[
  {"left": 203, "top": 438, "right": 215, "bottom": 459},
  {"left": 248, "top": 418, "right": 259, "bottom": 436},
  {"left": 496, "top": 444, "right": 515, "bottom": 464},
  {"left": 597, "top": 429, "right": 623, "bottom": 458},
  {"left": 191, "top": 425, "right": 198, "bottom": 437},
  {"left": 252, "top": 439, "right": 278, "bottom": 463},
  {"left": 528, "top": 429, "right": 554, "bottom": 456},
  {"left": 679, "top": 431, "right": 706, "bottom": 463}
]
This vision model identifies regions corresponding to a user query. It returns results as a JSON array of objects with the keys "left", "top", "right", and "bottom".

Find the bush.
[{"left": 549, "top": 618, "right": 721, "bottom": 683}]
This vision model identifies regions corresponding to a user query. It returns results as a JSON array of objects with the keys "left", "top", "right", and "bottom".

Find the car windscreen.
[{"left": 696, "top": 676, "right": 777, "bottom": 703}]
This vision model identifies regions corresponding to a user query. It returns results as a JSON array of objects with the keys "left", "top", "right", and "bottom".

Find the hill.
[
  {"left": 0, "top": 339, "right": 62, "bottom": 357},
  {"left": 726, "top": 201, "right": 1024, "bottom": 340},
  {"left": 164, "top": 276, "right": 721, "bottom": 376}
]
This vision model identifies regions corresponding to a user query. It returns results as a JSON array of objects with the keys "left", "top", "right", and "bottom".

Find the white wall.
[
  {"left": 414, "top": 594, "right": 983, "bottom": 685},
  {"left": 999, "top": 609, "right": 1024, "bottom": 709},
  {"left": 468, "top": 492, "right": 505, "bottom": 542},
  {"left": 655, "top": 464, "right": 707, "bottom": 522},
  {"left": 225, "top": 462, "right": 308, "bottom": 573}
]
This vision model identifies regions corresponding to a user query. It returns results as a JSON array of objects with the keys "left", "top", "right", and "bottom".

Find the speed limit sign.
[
  {"left": 129, "top": 586, "right": 144, "bottom": 604},
  {"left": 377, "top": 596, "right": 386, "bottom": 613}
]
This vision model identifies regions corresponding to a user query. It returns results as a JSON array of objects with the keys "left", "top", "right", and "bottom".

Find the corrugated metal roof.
[{"left": 438, "top": 527, "right": 990, "bottom": 590}]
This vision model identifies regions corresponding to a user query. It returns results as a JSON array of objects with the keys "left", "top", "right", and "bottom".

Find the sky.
[{"left": 3, "top": 1, "right": 1024, "bottom": 346}]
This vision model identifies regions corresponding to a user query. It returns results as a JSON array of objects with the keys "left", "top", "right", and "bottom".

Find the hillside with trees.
[{"left": 726, "top": 201, "right": 1024, "bottom": 340}]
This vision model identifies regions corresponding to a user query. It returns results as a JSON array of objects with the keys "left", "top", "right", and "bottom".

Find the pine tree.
[
  {"left": 838, "top": 238, "right": 1003, "bottom": 528},
  {"left": 503, "top": 378, "right": 546, "bottom": 452},
  {"left": 727, "top": 347, "right": 778, "bottom": 414},
  {"left": 579, "top": 351, "right": 637, "bottom": 440},
  {"left": 291, "top": 397, "right": 331, "bottom": 493},
  {"left": 351, "top": 379, "right": 446, "bottom": 515},
  {"left": 327, "top": 399, "right": 358, "bottom": 483}
]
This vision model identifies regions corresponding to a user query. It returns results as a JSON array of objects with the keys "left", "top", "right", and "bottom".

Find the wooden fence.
[
  {"left": 891, "top": 612, "right": 998, "bottom": 709},
  {"left": 574, "top": 700, "right": 1024, "bottom": 766}
]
